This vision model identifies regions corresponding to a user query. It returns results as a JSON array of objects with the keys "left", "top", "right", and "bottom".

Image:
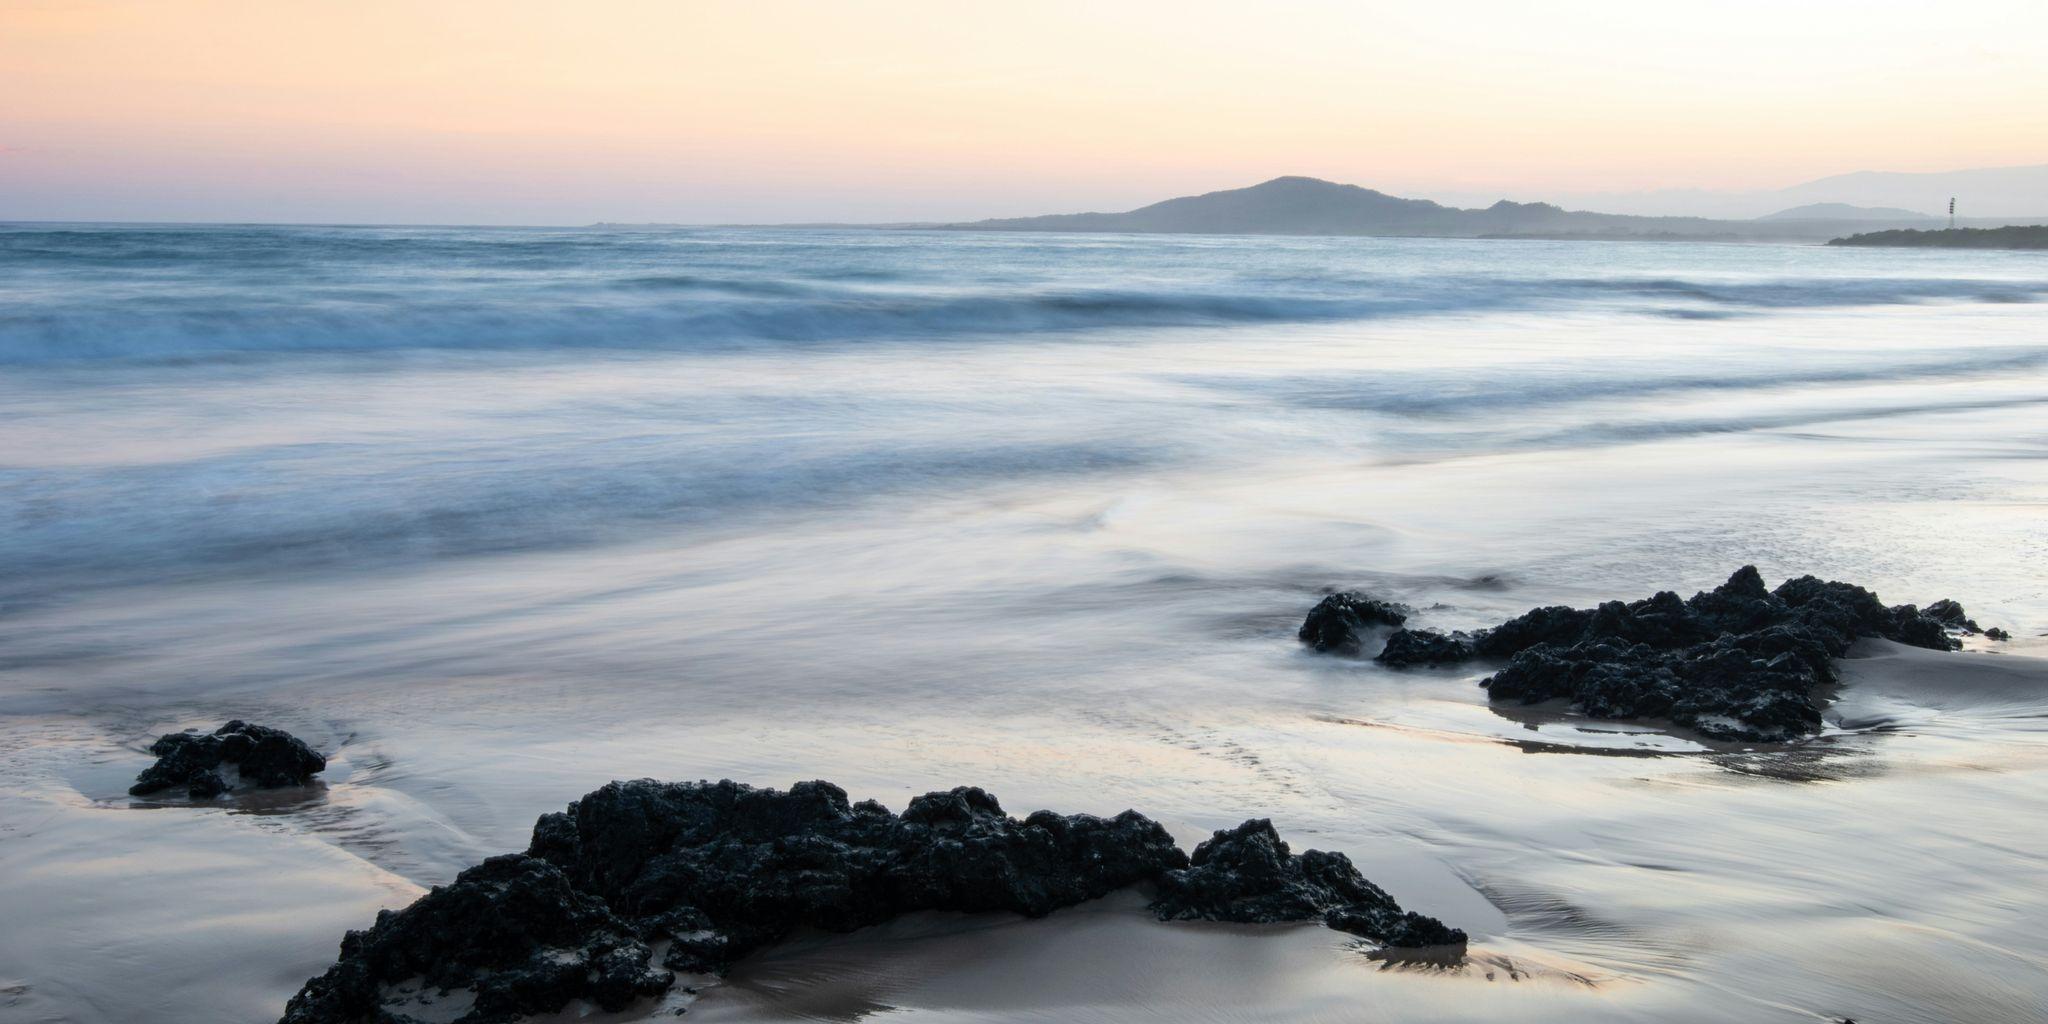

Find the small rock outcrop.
[
  {"left": 1298, "top": 592, "right": 1410, "bottom": 654},
  {"left": 1152, "top": 819, "right": 1466, "bottom": 947},
  {"left": 130, "top": 720, "right": 327, "bottom": 798},
  {"left": 282, "top": 779, "right": 1460, "bottom": 1024},
  {"left": 1303, "top": 567, "right": 1990, "bottom": 742}
]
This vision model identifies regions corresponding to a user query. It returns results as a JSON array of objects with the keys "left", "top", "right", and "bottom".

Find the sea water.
[{"left": 1, "top": 224, "right": 2045, "bottom": 1022}]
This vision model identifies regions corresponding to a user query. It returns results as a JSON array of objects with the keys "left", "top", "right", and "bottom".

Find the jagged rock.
[
  {"left": 535, "top": 779, "right": 1187, "bottom": 974},
  {"left": 1478, "top": 569, "right": 1975, "bottom": 740},
  {"left": 1298, "top": 592, "right": 1410, "bottom": 654},
  {"left": 130, "top": 720, "right": 327, "bottom": 798},
  {"left": 1484, "top": 626, "right": 1836, "bottom": 741},
  {"left": 1320, "top": 567, "right": 1983, "bottom": 742},
  {"left": 1769, "top": 575, "right": 1962, "bottom": 653},
  {"left": 1922, "top": 598, "right": 1980, "bottom": 633},
  {"left": 1374, "top": 628, "right": 1474, "bottom": 666},
  {"left": 279, "top": 855, "right": 670, "bottom": 1024},
  {"left": 1470, "top": 604, "right": 1593, "bottom": 658},
  {"left": 1985, "top": 626, "right": 2012, "bottom": 642},
  {"left": 1151, "top": 819, "right": 1466, "bottom": 947},
  {"left": 281, "top": 780, "right": 1459, "bottom": 1024}
]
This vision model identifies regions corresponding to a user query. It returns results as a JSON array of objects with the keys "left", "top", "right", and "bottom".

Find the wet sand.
[{"left": 4, "top": 642, "right": 2044, "bottom": 1023}]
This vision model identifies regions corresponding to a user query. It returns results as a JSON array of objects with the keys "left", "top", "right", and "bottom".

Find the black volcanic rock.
[
  {"left": 1152, "top": 819, "right": 1466, "bottom": 947},
  {"left": 1921, "top": 598, "right": 1980, "bottom": 633},
  {"left": 282, "top": 779, "right": 1459, "bottom": 1024},
  {"left": 1298, "top": 592, "right": 1410, "bottom": 654},
  {"left": 1375, "top": 628, "right": 1475, "bottom": 666},
  {"left": 1308, "top": 567, "right": 1984, "bottom": 742},
  {"left": 278, "top": 855, "right": 670, "bottom": 1024},
  {"left": 1769, "top": 575, "right": 1968, "bottom": 652},
  {"left": 1476, "top": 569, "right": 1974, "bottom": 740},
  {"left": 1483, "top": 625, "right": 1838, "bottom": 741},
  {"left": 130, "top": 720, "right": 327, "bottom": 798},
  {"left": 1470, "top": 604, "right": 1594, "bottom": 658},
  {"left": 1683, "top": 564, "right": 1785, "bottom": 634},
  {"left": 534, "top": 779, "right": 1187, "bottom": 974}
]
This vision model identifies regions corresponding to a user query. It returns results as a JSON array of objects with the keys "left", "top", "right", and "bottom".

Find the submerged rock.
[
  {"left": 129, "top": 720, "right": 327, "bottom": 798},
  {"left": 1298, "top": 592, "right": 1410, "bottom": 654},
  {"left": 283, "top": 779, "right": 1460, "bottom": 1024},
  {"left": 1309, "top": 567, "right": 1985, "bottom": 742},
  {"left": 1152, "top": 819, "right": 1467, "bottom": 947}
]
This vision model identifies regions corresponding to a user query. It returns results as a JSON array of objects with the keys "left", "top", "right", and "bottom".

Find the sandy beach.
[{"left": 6, "top": 637, "right": 2045, "bottom": 1023}]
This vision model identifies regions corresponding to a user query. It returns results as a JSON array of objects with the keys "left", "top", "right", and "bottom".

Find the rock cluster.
[
  {"left": 282, "top": 779, "right": 1460, "bottom": 1024},
  {"left": 130, "top": 720, "right": 327, "bottom": 798},
  {"left": 1308, "top": 567, "right": 1994, "bottom": 742},
  {"left": 1152, "top": 819, "right": 1466, "bottom": 947}
]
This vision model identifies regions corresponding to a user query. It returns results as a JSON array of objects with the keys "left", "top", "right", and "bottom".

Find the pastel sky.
[{"left": 4, "top": 0, "right": 2045, "bottom": 223}]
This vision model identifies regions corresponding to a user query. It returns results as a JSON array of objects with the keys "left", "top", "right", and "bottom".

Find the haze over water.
[{"left": 2, "top": 224, "right": 2047, "bottom": 1023}]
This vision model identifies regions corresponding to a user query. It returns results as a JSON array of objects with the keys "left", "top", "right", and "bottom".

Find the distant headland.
[
  {"left": 938, "top": 175, "right": 2032, "bottom": 243},
  {"left": 1826, "top": 225, "right": 2048, "bottom": 250}
]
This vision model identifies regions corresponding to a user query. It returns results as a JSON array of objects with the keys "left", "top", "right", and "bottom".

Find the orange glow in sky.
[{"left": 3, "top": 0, "right": 2045, "bottom": 223}]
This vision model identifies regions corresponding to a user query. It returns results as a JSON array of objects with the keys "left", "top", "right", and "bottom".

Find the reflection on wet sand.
[{"left": 1361, "top": 944, "right": 1600, "bottom": 988}]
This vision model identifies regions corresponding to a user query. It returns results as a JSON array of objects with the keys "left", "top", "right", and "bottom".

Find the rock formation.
[
  {"left": 1306, "top": 567, "right": 1990, "bottom": 741},
  {"left": 281, "top": 779, "right": 1460, "bottom": 1024},
  {"left": 130, "top": 720, "right": 327, "bottom": 798}
]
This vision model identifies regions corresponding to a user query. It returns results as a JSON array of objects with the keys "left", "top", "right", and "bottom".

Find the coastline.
[{"left": 4, "top": 641, "right": 2044, "bottom": 1022}]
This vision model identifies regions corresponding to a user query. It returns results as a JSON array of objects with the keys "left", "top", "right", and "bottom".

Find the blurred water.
[
  {"left": 0, "top": 226, "right": 2045, "bottom": 1023},
  {"left": 2, "top": 224, "right": 2044, "bottom": 364}
]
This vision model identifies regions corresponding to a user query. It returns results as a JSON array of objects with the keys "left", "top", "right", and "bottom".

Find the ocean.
[{"left": 2, "top": 224, "right": 2046, "bottom": 1023}]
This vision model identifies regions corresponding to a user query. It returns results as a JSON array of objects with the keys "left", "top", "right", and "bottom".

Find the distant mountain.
[
  {"left": 951, "top": 176, "right": 1918, "bottom": 241},
  {"left": 962, "top": 177, "right": 1450, "bottom": 234},
  {"left": 1759, "top": 202, "right": 1934, "bottom": 222}
]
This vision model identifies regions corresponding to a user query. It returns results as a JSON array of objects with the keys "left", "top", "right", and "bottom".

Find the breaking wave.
[{"left": 2, "top": 225, "right": 2043, "bottom": 365}]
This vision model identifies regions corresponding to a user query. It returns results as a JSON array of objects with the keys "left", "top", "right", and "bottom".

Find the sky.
[{"left": 3, "top": 0, "right": 2046, "bottom": 224}]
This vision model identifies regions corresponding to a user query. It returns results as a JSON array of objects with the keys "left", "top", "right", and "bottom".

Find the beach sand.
[{"left": 5, "top": 643, "right": 2044, "bottom": 1024}]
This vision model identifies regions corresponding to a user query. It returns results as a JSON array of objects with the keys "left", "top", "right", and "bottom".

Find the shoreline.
[{"left": 4, "top": 640, "right": 2042, "bottom": 1022}]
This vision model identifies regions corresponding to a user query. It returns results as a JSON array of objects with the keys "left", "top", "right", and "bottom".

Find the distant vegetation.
[{"left": 1827, "top": 225, "right": 2048, "bottom": 250}]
